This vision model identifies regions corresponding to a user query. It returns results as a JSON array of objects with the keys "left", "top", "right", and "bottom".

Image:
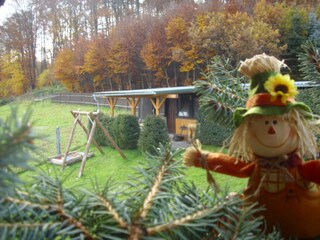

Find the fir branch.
[
  {"left": 0, "top": 222, "right": 57, "bottom": 228},
  {"left": 146, "top": 208, "right": 210, "bottom": 235},
  {"left": 195, "top": 57, "right": 247, "bottom": 128},
  {"left": 4, "top": 197, "right": 51, "bottom": 210},
  {"left": 97, "top": 194, "right": 128, "bottom": 228},
  {"left": 298, "top": 40, "right": 320, "bottom": 82},
  {"left": 197, "top": 80, "right": 244, "bottom": 102},
  {"left": 4, "top": 194, "right": 95, "bottom": 239},
  {"left": 139, "top": 151, "right": 172, "bottom": 219},
  {"left": 0, "top": 106, "right": 36, "bottom": 195},
  {"left": 228, "top": 203, "right": 264, "bottom": 240},
  {"left": 56, "top": 206, "right": 95, "bottom": 239}
]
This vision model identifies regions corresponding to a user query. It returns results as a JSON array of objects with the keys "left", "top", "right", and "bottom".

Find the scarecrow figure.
[{"left": 184, "top": 54, "right": 320, "bottom": 239}]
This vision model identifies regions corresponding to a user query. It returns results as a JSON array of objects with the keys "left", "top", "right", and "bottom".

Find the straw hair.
[{"left": 184, "top": 146, "right": 199, "bottom": 166}]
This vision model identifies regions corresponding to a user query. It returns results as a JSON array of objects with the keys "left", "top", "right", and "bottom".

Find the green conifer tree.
[{"left": 138, "top": 114, "right": 170, "bottom": 155}]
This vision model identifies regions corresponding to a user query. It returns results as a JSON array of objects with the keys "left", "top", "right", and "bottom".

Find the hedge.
[
  {"left": 88, "top": 112, "right": 115, "bottom": 147},
  {"left": 196, "top": 110, "right": 232, "bottom": 146},
  {"left": 138, "top": 115, "right": 170, "bottom": 154},
  {"left": 113, "top": 114, "right": 140, "bottom": 149}
]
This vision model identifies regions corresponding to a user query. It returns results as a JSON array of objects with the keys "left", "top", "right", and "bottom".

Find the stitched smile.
[{"left": 253, "top": 132, "right": 291, "bottom": 148}]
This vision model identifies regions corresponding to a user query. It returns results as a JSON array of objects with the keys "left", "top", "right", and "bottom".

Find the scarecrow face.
[{"left": 247, "top": 115, "right": 298, "bottom": 158}]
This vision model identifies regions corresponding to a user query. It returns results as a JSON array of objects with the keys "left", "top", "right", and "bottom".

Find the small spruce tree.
[
  {"left": 138, "top": 115, "right": 170, "bottom": 154},
  {"left": 113, "top": 114, "right": 140, "bottom": 149}
]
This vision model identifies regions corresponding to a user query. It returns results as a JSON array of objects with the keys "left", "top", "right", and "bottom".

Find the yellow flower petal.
[{"left": 264, "top": 73, "right": 298, "bottom": 102}]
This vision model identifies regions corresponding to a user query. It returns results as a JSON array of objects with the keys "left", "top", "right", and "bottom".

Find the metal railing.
[{"left": 50, "top": 93, "right": 131, "bottom": 110}]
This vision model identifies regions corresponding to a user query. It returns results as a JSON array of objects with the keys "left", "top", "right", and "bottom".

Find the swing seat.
[{"left": 48, "top": 151, "right": 94, "bottom": 165}]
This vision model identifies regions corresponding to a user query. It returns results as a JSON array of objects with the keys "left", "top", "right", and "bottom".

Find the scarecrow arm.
[
  {"left": 299, "top": 160, "right": 320, "bottom": 184},
  {"left": 184, "top": 148, "right": 254, "bottom": 178}
]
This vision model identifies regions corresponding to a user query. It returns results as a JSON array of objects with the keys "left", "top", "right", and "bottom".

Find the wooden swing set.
[{"left": 61, "top": 110, "right": 126, "bottom": 178}]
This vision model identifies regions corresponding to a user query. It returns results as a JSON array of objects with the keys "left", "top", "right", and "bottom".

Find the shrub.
[
  {"left": 196, "top": 110, "right": 232, "bottom": 146},
  {"left": 297, "top": 87, "right": 320, "bottom": 115},
  {"left": 138, "top": 115, "right": 170, "bottom": 154},
  {"left": 0, "top": 97, "right": 14, "bottom": 106},
  {"left": 113, "top": 114, "right": 140, "bottom": 149},
  {"left": 88, "top": 112, "right": 115, "bottom": 147}
]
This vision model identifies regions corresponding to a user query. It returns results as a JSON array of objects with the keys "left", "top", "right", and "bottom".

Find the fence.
[{"left": 50, "top": 93, "right": 132, "bottom": 110}]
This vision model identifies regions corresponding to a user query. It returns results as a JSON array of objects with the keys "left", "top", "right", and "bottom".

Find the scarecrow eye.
[
  {"left": 273, "top": 120, "right": 277, "bottom": 125},
  {"left": 265, "top": 121, "right": 269, "bottom": 125}
]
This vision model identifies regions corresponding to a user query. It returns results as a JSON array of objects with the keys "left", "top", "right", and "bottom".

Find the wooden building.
[
  {"left": 92, "top": 86, "right": 198, "bottom": 136},
  {"left": 92, "top": 81, "right": 319, "bottom": 138}
]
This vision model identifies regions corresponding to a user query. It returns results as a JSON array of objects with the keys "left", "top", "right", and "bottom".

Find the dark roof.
[
  {"left": 92, "top": 86, "right": 195, "bottom": 98},
  {"left": 92, "top": 81, "right": 319, "bottom": 99}
]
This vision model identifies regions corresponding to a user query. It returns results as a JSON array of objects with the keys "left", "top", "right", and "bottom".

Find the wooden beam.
[
  {"left": 71, "top": 110, "right": 99, "bottom": 116},
  {"left": 165, "top": 94, "right": 179, "bottom": 99},
  {"left": 78, "top": 118, "right": 97, "bottom": 178},
  {"left": 150, "top": 96, "right": 167, "bottom": 115},
  {"left": 70, "top": 111, "right": 104, "bottom": 155},
  {"left": 106, "top": 97, "right": 117, "bottom": 117},
  {"left": 126, "top": 97, "right": 141, "bottom": 116},
  {"left": 61, "top": 114, "right": 79, "bottom": 169}
]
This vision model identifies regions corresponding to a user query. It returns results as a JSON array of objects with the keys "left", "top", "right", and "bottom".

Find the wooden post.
[
  {"left": 107, "top": 97, "right": 117, "bottom": 117},
  {"left": 56, "top": 127, "right": 61, "bottom": 155},
  {"left": 71, "top": 111, "right": 104, "bottom": 155},
  {"left": 126, "top": 97, "right": 140, "bottom": 116},
  {"left": 92, "top": 114, "right": 126, "bottom": 159},
  {"left": 150, "top": 96, "right": 166, "bottom": 116},
  {"left": 78, "top": 119, "right": 97, "bottom": 178},
  {"left": 61, "top": 114, "right": 79, "bottom": 169}
]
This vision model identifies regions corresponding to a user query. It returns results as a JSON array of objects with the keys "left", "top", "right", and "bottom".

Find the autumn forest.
[{"left": 0, "top": 0, "right": 319, "bottom": 97}]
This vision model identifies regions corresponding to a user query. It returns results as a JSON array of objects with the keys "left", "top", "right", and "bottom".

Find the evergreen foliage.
[
  {"left": 298, "top": 88, "right": 320, "bottom": 116},
  {"left": 113, "top": 114, "right": 140, "bottom": 149},
  {"left": 196, "top": 110, "right": 232, "bottom": 146},
  {"left": 194, "top": 57, "right": 247, "bottom": 129},
  {"left": 0, "top": 106, "right": 36, "bottom": 195},
  {"left": 0, "top": 109, "right": 283, "bottom": 239},
  {"left": 89, "top": 112, "right": 115, "bottom": 147},
  {"left": 0, "top": 97, "right": 14, "bottom": 106},
  {"left": 308, "top": 13, "right": 320, "bottom": 46},
  {"left": 138, "top": 115, "right": 170, "bottom": 155},
  {"left": 282, "top": 8, "right": 309, "bottom": 80},
  {"left": 298, "top": 40, "right": 320, "bottom": 82}
]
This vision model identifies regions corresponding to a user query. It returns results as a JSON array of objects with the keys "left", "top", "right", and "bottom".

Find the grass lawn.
[{"left": 0, "top": 100, "right": 247, "bottom": 193}]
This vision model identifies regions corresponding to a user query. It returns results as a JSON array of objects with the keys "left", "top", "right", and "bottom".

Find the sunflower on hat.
[{"left": 264, "top": 73, "right": 298, "bottom": 104}]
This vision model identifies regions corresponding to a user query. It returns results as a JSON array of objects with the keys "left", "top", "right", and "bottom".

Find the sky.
[{"left": 0, "top": 0, "right": 16, "bottom": 24}]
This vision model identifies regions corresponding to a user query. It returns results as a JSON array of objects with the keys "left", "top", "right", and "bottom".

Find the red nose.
[{"left": 268, "top": 126, "right": 276, "bottom": 134}]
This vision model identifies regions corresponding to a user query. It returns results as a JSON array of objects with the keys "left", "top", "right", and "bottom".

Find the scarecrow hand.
[
  {"left": 184, "top": 142, "right": 254, "bottom": 178},
  {"left": 183, "top": 139, "right": 205, "bottom": 167}
]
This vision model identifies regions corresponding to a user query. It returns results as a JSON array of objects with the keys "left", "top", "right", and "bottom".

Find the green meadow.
[{"left": 0, "top": 100, "right": 247, "bottom": 193}]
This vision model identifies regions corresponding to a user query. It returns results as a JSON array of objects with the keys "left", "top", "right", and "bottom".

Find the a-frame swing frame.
[{"left": 61, "top": 110, "right": 126, "bottom": 178}]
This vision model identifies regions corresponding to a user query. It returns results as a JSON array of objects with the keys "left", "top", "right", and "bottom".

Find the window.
[{"left": 178, "top": 94, "right": 198, "bottom": 118}]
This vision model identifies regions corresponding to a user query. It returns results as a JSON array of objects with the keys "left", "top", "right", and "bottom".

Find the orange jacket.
[{"left": 193, "top": 152, "right": 320, "bottom": 239}]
